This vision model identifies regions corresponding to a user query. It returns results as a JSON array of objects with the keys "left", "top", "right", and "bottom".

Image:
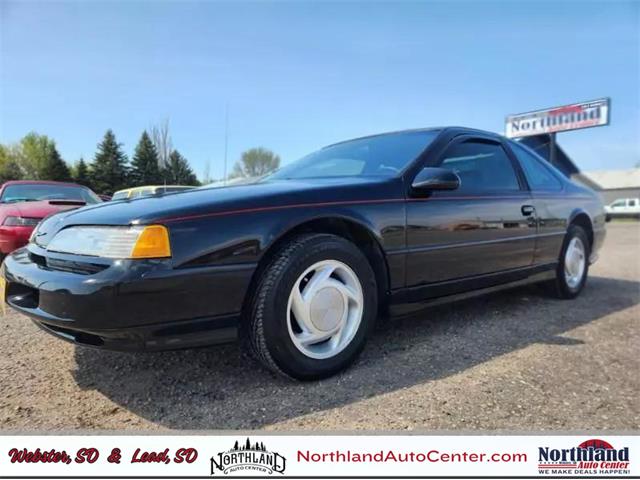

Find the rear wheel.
[
  {"left": 245, "top": 234, "right": 377, "bottom": 380},
  {"left": 545, "top": 224, "right": 590, "bottom": 299}
]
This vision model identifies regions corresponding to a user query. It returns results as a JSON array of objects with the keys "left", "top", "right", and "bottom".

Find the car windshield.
[
  {"left": 132, "top": 188, "right": 154, "bottom": 198},
  {"left": 266, "top": 130, "right": 440, "bottom": 181},
  {"left": 111, "top": 191, "right": 129, "bottom": 200},
  {"left": 0, "top": 184, "right": 101, "bottom": 204}
]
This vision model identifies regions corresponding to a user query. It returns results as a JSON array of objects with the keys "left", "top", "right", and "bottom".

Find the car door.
[
  {"left": 624, "top": 199, "right": 636, "bottom": 214},
  {"left": 609, "top": 199, "right": 626, "bottom": 214},
  {"left": 405, "top": 135, "right": 536, "bottom": 287},
  {"left": 507, "top": 141, "right": 567, "bottom": 265}
]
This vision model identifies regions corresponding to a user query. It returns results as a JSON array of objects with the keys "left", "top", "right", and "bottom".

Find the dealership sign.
[
  {"left": 505, "top": 98, "right": 610, "bottom": 138},
  {"left": 0, "top": 435, "right": 638, "bottom": 477}
]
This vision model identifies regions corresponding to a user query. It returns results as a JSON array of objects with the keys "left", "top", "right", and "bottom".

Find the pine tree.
[
  {"left": 73, "top": 158, "right": 90, "bottom": 187},
  {"left": 89, "top": 130, "right": 129, "bottom": 195},
  {"left": 130, "top": 131, "right": 161, "bottom": 186},
  {"left": 165, "top": 149, "right": 199, "bottom": 185},
  {"left": 41, "top": 145, "right": 72, "bottom": 182}
]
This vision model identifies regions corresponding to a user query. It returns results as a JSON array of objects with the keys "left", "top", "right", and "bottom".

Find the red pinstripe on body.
[
  {"left": 158, "top": 195, "right": 590, "bottom": 223},
  {"left": 158, "top": 198, "right": 405, "bottom": 223}
]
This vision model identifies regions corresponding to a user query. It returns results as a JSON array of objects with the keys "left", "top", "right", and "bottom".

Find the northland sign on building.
[{"left": 505, "top": 98, "right": 610, "bottom": 138}]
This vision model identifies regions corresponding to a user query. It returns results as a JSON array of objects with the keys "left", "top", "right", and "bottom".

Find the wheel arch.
[
  {"left": 244, "top": 215, "right": 391, "bottom": 316},
  {"left": 568, "top": 209, "right": 594, "bottom": 248}
]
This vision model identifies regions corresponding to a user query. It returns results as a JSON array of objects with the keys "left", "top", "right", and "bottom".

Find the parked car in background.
[
  {"left": 604, "top": 198, "right": 640, "bottom": 221},
  {"left": 111, "top": 185, "right": 195, "bottom": 201},
  {"left": 0, "top": 180, "right": 101, "bottom": 260},
  {"left": 201, "top": 176, "right": 258, "bottom": 188},
  {"left": 2, "top": 128, "right": 606, "bottom": 380},
  {"left": 98, "top": 194, "right": 112, "bottom": 202}
]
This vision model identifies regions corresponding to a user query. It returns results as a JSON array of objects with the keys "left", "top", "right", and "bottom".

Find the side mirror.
[{"left": 411, "top": 167, "right": 460, "bottom": 192}]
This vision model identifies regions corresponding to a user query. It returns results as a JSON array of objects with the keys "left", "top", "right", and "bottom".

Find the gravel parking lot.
[{"left": 1, "top": 223, "right": 638, "bottom": 432}]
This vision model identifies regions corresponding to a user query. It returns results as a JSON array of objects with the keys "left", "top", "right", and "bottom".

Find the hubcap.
[
  {"left": 287, "top": 260, "right": 364, "bottom": 359},
  {"left": 564, "top": 237, "right": 586, "bottom": 289}
]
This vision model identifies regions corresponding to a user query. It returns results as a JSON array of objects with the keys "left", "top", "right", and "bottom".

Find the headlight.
[
  {"left": 46, "top": 225, "right": 171, "bottom": 259},
  {"left": 3, "top": 216, "right": 41, "bottom": 226}
]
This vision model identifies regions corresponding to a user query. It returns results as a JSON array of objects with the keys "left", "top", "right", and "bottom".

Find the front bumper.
[{"left": 2, "top": 245, "right": 255, "bottom": 351}]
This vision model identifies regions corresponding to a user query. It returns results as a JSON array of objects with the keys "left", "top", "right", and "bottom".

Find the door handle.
[{"left": 521, "top": 205, "right": 535, "bottom": 216}]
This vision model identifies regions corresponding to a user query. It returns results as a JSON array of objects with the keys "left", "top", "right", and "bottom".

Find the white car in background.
[{"left": 605, "top": 198, "right": 640, "bottom": 221}]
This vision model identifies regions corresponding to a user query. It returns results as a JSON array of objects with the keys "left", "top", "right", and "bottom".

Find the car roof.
[
  {"left": 323, "top": 126, "right": 503, "bottom": 148},
  {"left": 1, "top": 180, "right": 87, "bottom": 188}
]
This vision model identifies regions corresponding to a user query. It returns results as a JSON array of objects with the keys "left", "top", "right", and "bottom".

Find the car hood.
[
  {"left": 34, "top": 177, "right": 398, "bottom": 242},
  {"left": 1, "top": 199, "right": 87, "bottom": 219}
]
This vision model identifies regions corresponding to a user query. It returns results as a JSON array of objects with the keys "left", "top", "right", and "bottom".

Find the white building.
[{"left": 578, "top": 168, "right": 640, "bottom": 204}]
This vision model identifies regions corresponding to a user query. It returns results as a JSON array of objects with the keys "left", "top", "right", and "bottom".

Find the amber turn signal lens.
[{"left": 131, "top": 225, "right": 171, "bottom": 258}]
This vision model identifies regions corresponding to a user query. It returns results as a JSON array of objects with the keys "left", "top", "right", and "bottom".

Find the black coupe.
[{"left": 2, "top": 127, "right": 606, "bottom": 380}]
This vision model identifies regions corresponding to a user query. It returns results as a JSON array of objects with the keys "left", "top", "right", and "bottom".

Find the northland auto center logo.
[
  {"left": 210, "top": 438, "right": 286, "bottom": 475},
  {"left": 538, "top": 439, "right": 630, "bottom": 475}
]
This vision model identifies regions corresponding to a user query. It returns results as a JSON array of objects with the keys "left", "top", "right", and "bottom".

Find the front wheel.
[
  {"left": 545, "top": 224, "right": 590, "bottom": 299},
  {"left": 245, "top": 234, "right": 377, "bottom": 380}
]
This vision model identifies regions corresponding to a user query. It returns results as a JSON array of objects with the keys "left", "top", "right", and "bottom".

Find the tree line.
[
  {"left": 0, "top": 128, "right": 199, "bottom": 194},
  {"left": 0, "top": 127, "right": 283, "bottom": 195}
]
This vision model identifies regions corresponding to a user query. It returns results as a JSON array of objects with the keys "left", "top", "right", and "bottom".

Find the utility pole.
[{"left": 223, "top": 104, "right": 229, "bottom": 185}]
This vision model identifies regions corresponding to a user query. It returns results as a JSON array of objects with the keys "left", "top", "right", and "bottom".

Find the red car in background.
[{"left": 0, "top": 181, "right": 101, "bottom": 260}]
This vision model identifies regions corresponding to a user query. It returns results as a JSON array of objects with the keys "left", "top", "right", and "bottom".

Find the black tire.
[
  {"left": 545, "top": 224, "right": 590, "bottom": 299},
  {"left": 244, "top": 234, "right": 377, "bottom": 380}
]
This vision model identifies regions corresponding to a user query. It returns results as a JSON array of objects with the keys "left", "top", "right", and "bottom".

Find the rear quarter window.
[{"left": 510, "top": 142, "right": 563, "bottom": 191}]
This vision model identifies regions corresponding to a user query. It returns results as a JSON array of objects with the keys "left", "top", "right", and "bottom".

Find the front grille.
[
  {"left": 45, "top": 257, "right": 108, "bottom": 275},
  {"left": 26, "top": 249, "right": 108, "bottom": 275},
  {"left": 28, "top": 251, "right": 47, "bottom": 267}
]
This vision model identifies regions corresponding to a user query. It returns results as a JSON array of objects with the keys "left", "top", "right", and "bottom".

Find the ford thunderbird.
[{"left": 1, "top": 127, "right": 606, "bottom": 379}]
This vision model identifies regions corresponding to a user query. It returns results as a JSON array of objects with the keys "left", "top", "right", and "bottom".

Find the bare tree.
[
  {"left": 231, "top": 147, "right": 280, "bottom": 179},
  {"left": 150, "top": 119, "right": 173, "bottom": 171}
]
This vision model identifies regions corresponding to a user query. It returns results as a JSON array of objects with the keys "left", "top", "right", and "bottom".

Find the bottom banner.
[{"left": 0, "top": 435, "right": 637, "bottom": 478}]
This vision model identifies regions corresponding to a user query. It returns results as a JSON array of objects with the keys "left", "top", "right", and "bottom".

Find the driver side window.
[{"left": 438, "top": 139, "right": 521, "bottom": 193}]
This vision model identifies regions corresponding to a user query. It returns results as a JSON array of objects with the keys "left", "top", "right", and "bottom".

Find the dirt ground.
[{"left": 1, "top": 223, "right": 638, "bottom": 431}]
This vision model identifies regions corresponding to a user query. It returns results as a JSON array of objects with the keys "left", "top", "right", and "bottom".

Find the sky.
[{"left": 1, "top": 0, "right": 638, "bottom": 180}]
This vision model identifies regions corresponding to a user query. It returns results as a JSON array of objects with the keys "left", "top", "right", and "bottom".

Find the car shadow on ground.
[{"left": 72, "top": 275, "right": 640, "bottom": 429}]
